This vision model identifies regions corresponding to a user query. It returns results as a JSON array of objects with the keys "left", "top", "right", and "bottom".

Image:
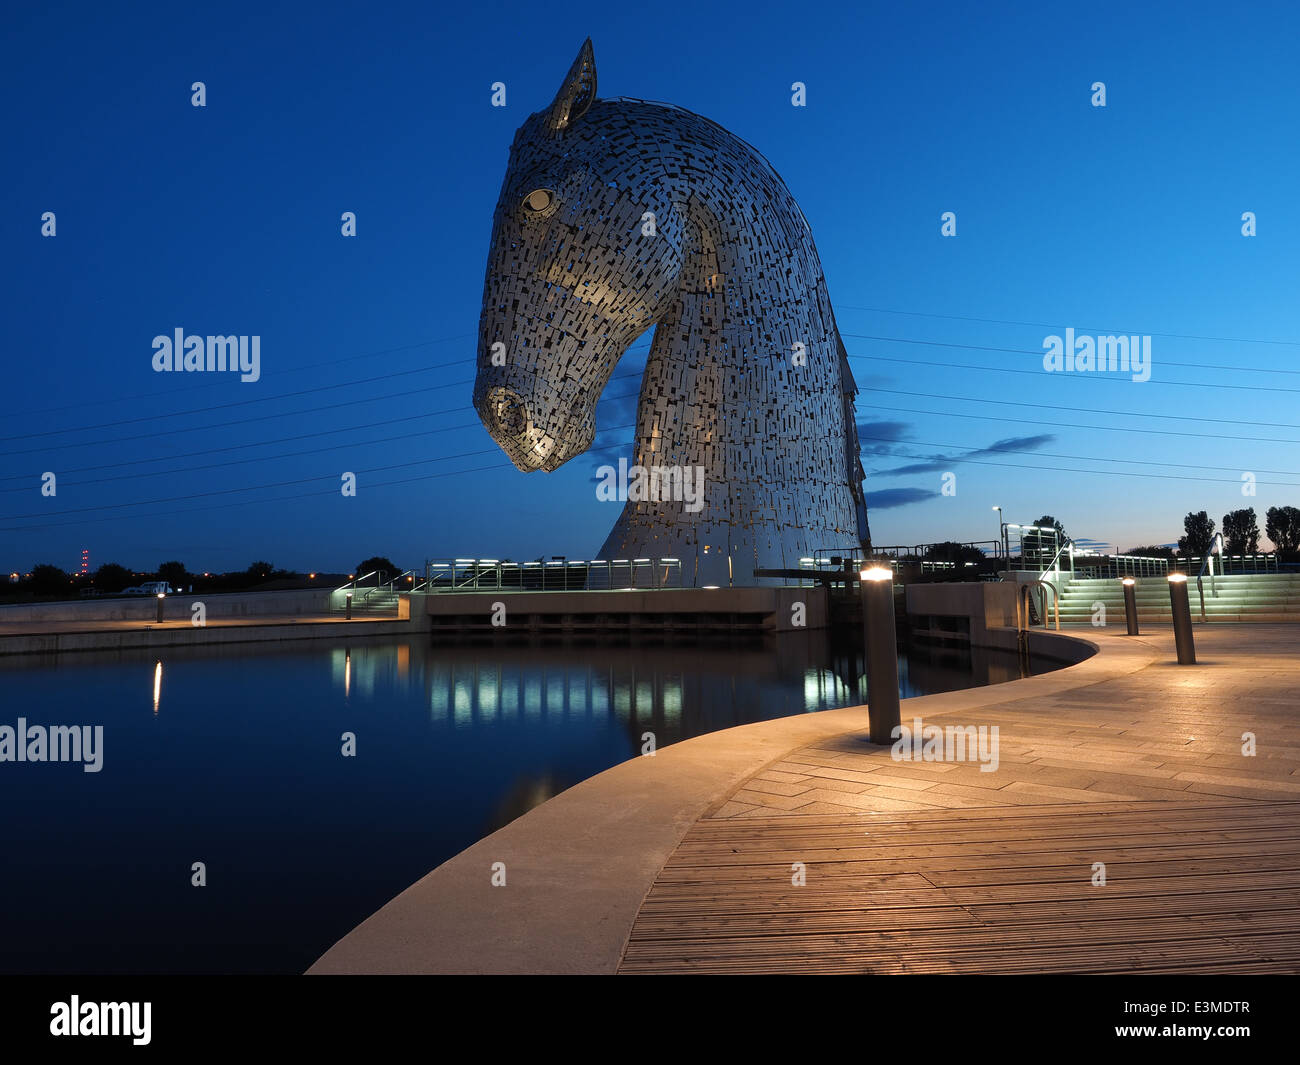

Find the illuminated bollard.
[
  {"left": 860, "top": 567, "right": 901, "bottom": 744},
  {"left": 156, "top": 592, "right": 166, "bottom": 623},
  {"left": 345, "top": 592, "right": 353, "bottom": 620},
  {"left": 1121, "top": 578, "right": 1139, "bottom": 635},
  {"left": 1167, "top": 573, "right": 1196, "bottom": 665}
]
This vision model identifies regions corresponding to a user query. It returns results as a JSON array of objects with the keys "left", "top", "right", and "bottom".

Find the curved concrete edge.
[
  {"left": 0, "top": 617, "right": 413, "bottom": 657},
  {"left": 308, "top": 629, "right": 1156, "bottom": 974}
]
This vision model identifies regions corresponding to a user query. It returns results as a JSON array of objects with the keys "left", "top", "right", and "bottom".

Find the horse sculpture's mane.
[{"left": 474, "top": 40, "right": 871, "bottom": 586}]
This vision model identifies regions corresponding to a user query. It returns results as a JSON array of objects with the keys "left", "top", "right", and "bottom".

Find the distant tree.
[
  {"left": 356, "top": 556, "right": 398, "bottom": 580},
  {"left": 922, "top": 541, "right": 987, "bottom": 565},
  {"left": 158, "top": 560, "right": 188, "bottom": 588},
  {"left": 1266, "top": 505, "right": 1300, "bottom": 556},
  {"left": 1019, "top": 515, "right": 1068, "bottom": 566},
  {"left": 29, "top": 563, "right": 69, "bottom": 596},
  {"left": 93, "top": 562, "right": 133, "bottom": 592},
  {"left": 1221, "top": 508, "right": 1260, "bottom": 555},
  {"left": 1033, "top": 515, "right": 1068, "bottom": 540},
  {"left": 245, "top": 561, "right": 275, "bottom": 582},
  {"left": 1122, "top": 545, "right": 1176, "bottom": 561},
  {"left": 1178, "top": 511, "right": 1216, "bottom": 558}
]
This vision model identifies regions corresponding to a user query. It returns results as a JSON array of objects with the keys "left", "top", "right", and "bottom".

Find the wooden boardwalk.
[
  {"left": 620, "top": 628, "right": 1300, "bottom": 974},
  {"left": 620, "top": 799, "right": 1300, "bottom": 973}
]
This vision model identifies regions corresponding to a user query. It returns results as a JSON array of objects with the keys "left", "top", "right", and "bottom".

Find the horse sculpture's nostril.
[{"left": 487, "top": 387, "right": 529, "bottom": 438}]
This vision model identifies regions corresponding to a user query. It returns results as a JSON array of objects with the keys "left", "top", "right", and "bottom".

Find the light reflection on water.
[{"left": 0, "top": 631, "right": 1054, "bottom": 975}]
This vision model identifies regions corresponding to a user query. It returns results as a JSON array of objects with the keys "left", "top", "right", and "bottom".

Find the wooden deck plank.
[{"left": 620, "top": 799, "right": 1300, "bottom": 974}]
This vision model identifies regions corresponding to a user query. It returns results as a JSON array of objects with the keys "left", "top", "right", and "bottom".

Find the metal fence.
[
  {"left": 419, "top": 558, "right": 685, "bottom": 592},
  {"left": 1171, "top": 552, "right": 1279, "bottom": 575}
]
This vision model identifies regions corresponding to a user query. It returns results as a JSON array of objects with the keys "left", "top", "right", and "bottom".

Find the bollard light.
[
  {"left": 859, "top": 567, "right": 901, "bottom": 744},
  {"left": 1167, "top": 573, "right": 1196, "bottom": 664},
  {"left": 345, "top": 591, "right": 353, "bottom": 621},
  {"left": 1121, "top": 577, "right": 1139, "bottom": 635},
  {"left": 156, "top": 592, "right": 165, "bottom": 623}
]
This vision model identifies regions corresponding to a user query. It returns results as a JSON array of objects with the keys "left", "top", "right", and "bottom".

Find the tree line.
[
  {"left": 8, "top": 556, "right": 403, "bottom": 599},
  {"left": 1124, "top": 506, "right": 1300, "bottom": 560}
]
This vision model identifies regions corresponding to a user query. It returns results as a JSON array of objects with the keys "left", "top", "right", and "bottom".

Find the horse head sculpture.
[{"left": 474, "top": 39, "right": 871, "bottom": 586}]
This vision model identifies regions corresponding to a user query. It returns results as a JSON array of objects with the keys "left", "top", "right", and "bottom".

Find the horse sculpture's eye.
[{"left": 521, "top": 189, "right": 555, "bottom": 214}]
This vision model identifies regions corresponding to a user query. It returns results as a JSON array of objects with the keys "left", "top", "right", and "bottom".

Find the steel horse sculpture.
[{"left": 474, "top": 39, "right": 871, "bottom": 587}]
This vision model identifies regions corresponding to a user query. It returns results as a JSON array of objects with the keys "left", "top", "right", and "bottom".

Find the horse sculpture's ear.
[{"left": 545, "top": 38, "right": 597, "bottom": 133}]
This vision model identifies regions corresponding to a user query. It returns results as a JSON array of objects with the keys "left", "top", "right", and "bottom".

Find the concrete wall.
[
  {"left": 977, "top": 625, "right": 1097, "bottom": 664},
  {"left": 906, "top": 582, "right": 1016, "bottom": 643},
  {"left": 0, "top": 588, "right": 332, "bottom": 623},
  {"left": 422, "top": 586, "right": 829, "bottom": 632},
  {"left": 0, "top": 617, "right": 416, "bottom": 657}
]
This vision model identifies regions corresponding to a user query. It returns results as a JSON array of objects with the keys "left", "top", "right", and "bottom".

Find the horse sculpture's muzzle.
[{"left": 476, "top": 383, "right": 590, "bottom": 473}]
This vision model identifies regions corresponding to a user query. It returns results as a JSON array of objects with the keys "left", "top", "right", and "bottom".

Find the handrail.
[
  {"left": 1195, "top": 532, "right": 1225, "bottom": 621},
  {"left": 335, "top": 570, "right": 380, "bottom": 593},
  {"left": 1038, "top": 538, "right": 1073, "bottom": 582},
  {"left": 333, "top": 568, "right": 416, "bottom": 609},
  {"left": 1016, "top": 579, "right": 1060, "bottom": 632}
]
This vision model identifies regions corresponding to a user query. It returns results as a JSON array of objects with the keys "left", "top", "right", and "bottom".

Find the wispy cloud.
[
  {"left": 874, "top": 434, "right": 1056, "bottom": 477},
  {"left": 855, "top": 420, "right": 912, "bottom": 456},
  {"left": 864, "top": 487, "right": 938, "bottom": 509}
]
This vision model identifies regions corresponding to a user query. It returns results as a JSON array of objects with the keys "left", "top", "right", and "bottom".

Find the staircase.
[
  {"left": 1058, "top": 573, "right": 1300, "bottom": 624},
  {"left": 331, "top": 589, "right": 403, "bottom": 617}
]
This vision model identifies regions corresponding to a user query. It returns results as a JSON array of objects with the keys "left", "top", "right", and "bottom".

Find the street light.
[
  {"left": 1121, "top": 577, "right": 1139, "bottom": 634},
  {"left": 992, "top": 506, "right": 1005, "bottom": 567},
  {"left": 859, "top": 566, "right": 900, "bottom": 744},
  {"left": 1167, "top": 573, "right": 1196, "bottom": 664}
]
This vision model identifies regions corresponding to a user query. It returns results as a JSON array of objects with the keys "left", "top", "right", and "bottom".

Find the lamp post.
[
  {"left": 345, "top": 592, "right": 353, "bottom": 621},
  {"left": 860, "top": 566, "right": 901, "bottom": 744},
  {"left": 992, "top": 506, "right": 1004, "bottom": 568},
  {"left": 1121, "top": 577, "right": 1139, "bottom": 635},
  {"left": 156, "top": 592, "right": 165, "bottom": 624},
  {"left": 1167, "top": 573, "right": 1196, "bottom": 665}
]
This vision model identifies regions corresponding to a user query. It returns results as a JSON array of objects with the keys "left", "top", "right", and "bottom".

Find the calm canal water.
[{"left": 0, "top": 632, "right": 1056, "bottom": 973}]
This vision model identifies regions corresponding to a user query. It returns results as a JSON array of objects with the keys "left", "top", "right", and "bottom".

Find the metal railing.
[
  {"left": 1113, "top": 554, "right": 1171, "bottom": 578},
  {"left": 331, "top": 569, "right": 414, "bottom": 612},
  {"left": 1173, "top": 551, "right": 1278, "bottom": 576},
  {"left": 804, "top": 544, "right": 998, "bottom": 585},
  {"left": 419, "top": 557, "right": 684, "bottom": 592},
  {"left": 1195, "top": 533, "right": 1225, "bottom": 621},
  {"left": 1038, "top": 538, "right": 1074, "bottom": 583},
  {"left": 1016, "top": 579, "right": 1060, "bottom": 634}
]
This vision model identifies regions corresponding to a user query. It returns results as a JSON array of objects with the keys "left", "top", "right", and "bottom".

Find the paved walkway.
[{"left": 311, "top": 625, "right": 1300, "bottom": 974}]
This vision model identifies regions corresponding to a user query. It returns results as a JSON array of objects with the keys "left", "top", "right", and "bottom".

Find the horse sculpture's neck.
[{"left": 596, "top": 99, "right": 868, "bottom": 584}]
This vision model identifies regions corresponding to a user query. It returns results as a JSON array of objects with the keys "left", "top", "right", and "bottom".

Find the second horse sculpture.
[{"left": 474, "top": 39, "right": 871, "bottom": 587}]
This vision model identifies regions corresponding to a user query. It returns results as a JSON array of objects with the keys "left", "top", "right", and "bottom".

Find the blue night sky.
[{"left": 2, "top": 0, "right": 1297, "bottom": 575}]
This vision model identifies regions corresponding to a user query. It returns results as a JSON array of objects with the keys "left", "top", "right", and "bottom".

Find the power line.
[
  {"left": 867, "top": 453, "right": 1300, "bottom": 488},
  {"left": 0, "top": 358, "right": 467, "bottom": 442},
  {"left": 861, "top": 432, "right": 1300, "bottom": 479},
  {"left": 0, "top": 462, "right": 518, "bottom": 534},
  {"left": 10, "top": 333, "right": 477, "bottom": 419},
  {"left": 0, "top": 358, "right": 651, "bottom": 459},
  {"left": 844, "top": 331, "right": 1300, "bottom": 377},
  {"left": 0, "top": 420, "right": 637, "bottom": 496},
  {"left": 846, "top": 349, "right": 1300, "bottom": 395},
  {"left": 0, "top": 382, "right": 647, "bottom": 484},
  {"left": 1, "top": 449, "right": 516, "bottom": 521},
  {"left": 0, "top": 410, "right": 470, "bottom": 483},
  {"left": 837, "top": 305, "right": 1300, "bottom": 347},
  {"left": 862, "top": 385, "right": 1300, "bottom": 433},
  {"left": 857, "top": 398, "right": 1300, "bottom": 446},
  {"left": 5, "top": 338, "right": 656, "bottom": 442}
]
